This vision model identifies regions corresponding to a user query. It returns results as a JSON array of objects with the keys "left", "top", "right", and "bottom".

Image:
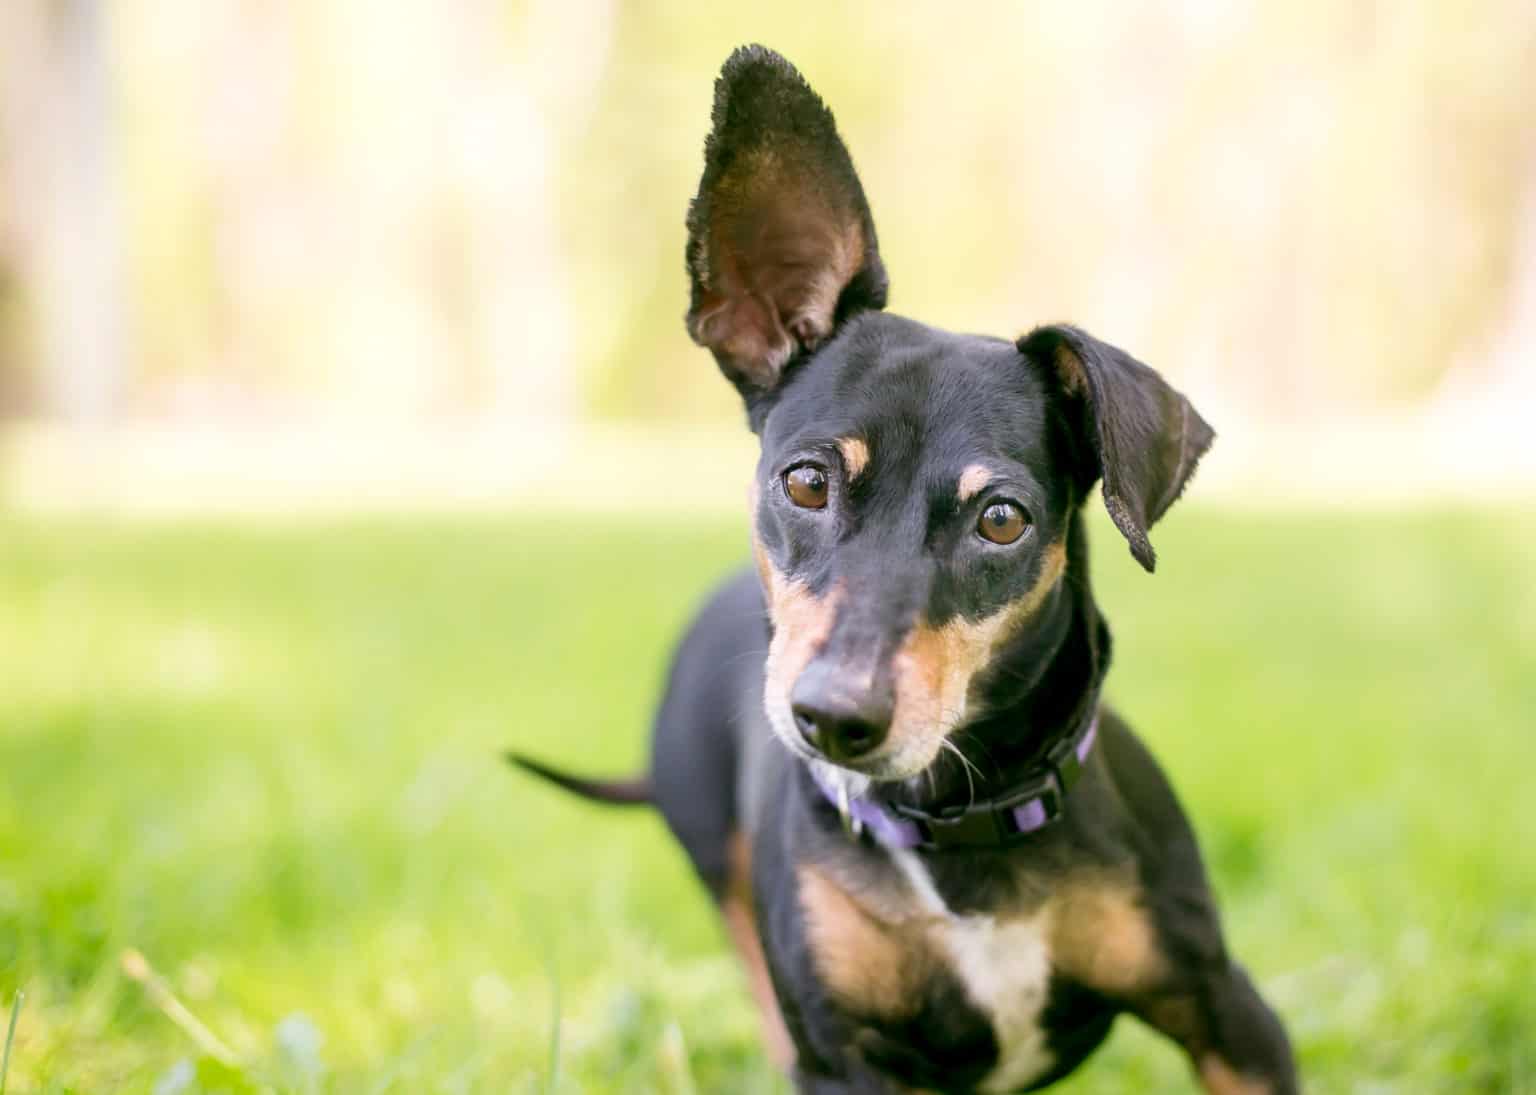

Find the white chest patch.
[{"left": 889, "top": 849, "right": 1055, "bottom": 1093}]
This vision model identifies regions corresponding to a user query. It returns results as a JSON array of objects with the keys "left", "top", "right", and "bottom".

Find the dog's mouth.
[{"left": 762, "top": 694, "right": 956, "bottom": 784}]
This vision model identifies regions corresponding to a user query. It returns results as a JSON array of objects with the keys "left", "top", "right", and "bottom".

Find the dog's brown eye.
[
  {"left": 978, "top": 501, "right": 1029, "bottom": 544},
  {"left": 784, "top": 464, "right": 829, "bottom": 509}
]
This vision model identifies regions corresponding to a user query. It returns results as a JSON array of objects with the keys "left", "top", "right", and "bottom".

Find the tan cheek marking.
[
  {"left": 1198, "top": 1056, "right": 1274, "bottom": 1095},
  {"left": 956, "top": 463, "right": 992, "bottom": 503},
  {"left": 752, "top": 534, "right": 774, "bottom": 592},
  {"left": 1046, "top": 873, "right": 1167, "bottom": 997},
  {"left": 888, "top": 624, "right": 950, "bottom": 761},
  {"left": 887, "top": 541, "right": 1068, "bottom": 757},
  {"left": 797, "top": 865, "right": 929, "bottom": 1019},
  {"left": 756, "top": 546, "right": 841, "bottom": 709},
  {"left": 837, "top": 436, "right": 870, "bottom": 480}
]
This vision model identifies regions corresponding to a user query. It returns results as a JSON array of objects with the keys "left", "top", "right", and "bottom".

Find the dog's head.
[{"left": 686, "top": 47, "right": 1213, "bottom": 782}]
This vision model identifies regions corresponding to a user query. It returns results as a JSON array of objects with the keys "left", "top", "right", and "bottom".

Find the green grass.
[{"left": 1, "top": 507, "right": 1534, "bottom": 1093}]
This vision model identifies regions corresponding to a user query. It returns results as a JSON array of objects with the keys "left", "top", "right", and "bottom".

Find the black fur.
[
  {"left": 1017, "top": 325, "right": 1215, "bottom": 572},
  {"left": 513, "top": 45, "right": 1295, "bottom": 1093},
  {"left": 506, "top": 753, "right": 652, "bottom": 805}
]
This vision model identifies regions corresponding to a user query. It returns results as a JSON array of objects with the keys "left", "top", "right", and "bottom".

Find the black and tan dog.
[{"left": 512, "top": 45, "right": 1296, "bottom": 1094}]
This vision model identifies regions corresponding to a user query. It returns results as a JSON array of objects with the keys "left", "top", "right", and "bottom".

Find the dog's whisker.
[
  {"left": 952, "top": 726, "right": 1002, "bottom": 775},
  {"left": 941, "top": 738, "right": 983, "bottom": 809}
]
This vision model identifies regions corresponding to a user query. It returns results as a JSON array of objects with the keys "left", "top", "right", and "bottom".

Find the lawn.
[{"left": 1, "top": 507, "right": 1533, "bottom": 1093}]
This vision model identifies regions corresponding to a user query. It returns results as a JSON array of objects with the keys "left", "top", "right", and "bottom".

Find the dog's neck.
[{"left": 876, "top": 509, "right": 1110, "bottom": 816}]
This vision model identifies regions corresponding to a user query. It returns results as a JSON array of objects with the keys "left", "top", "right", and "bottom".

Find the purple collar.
[{"left": 810, "top": 708, "right": 1101, "bottom": 851}]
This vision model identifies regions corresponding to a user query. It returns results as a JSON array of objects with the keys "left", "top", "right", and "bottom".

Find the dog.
[{"left": 511, "top": 44, "right": 1296, "bottom": 1094}]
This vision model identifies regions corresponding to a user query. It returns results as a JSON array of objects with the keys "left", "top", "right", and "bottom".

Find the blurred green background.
[
  {"left": 3, "top": 510, "right": 1534, "bottom": 1092},
  {"left": 2, "top": 2, "right": 1536, "bottom": 1092}
]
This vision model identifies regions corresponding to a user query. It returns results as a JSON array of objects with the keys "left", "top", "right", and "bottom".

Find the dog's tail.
[{"left": 505, "top": 752, "right": 653, "bottom": 806}]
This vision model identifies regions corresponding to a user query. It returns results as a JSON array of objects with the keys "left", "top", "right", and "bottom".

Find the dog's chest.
[{"left": 888, "top": 850, "right": 1056, "bottom": 1092}]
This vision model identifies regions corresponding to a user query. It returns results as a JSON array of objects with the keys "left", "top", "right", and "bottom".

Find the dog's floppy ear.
[
  {"left": 685, "top": 45, "right": 888, "bottom": 404},
  {"left": 1018, "top": 325, "right": 1214, "bottom": 573}
]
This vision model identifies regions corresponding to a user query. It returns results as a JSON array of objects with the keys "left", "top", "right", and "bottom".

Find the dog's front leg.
[{"left": 1135, "top": 960, "right": 1297, "bottom": 1095}]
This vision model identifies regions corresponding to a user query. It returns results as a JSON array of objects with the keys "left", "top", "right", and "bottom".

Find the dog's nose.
[{"left": 791, "top": 670, "right": 892, "bottom": 762}]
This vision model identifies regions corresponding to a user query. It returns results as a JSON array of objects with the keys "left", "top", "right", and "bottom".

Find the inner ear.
[{"left": 685, "top": 46, "right": 888, "bottom": 400}]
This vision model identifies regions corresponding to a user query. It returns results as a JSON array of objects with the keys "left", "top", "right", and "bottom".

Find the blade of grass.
[
  {"left": 1, "top": 990, "right": 22, "bottom": 1095},
  {"left": 120, "top": 949, "right": 240, "bottom": 1068}
]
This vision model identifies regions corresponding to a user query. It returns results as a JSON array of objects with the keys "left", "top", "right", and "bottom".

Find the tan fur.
[
  {"left": 838, "top": 436, "right": 871, "bottom": 480},
  {"left": 756, "top": 541, "right": 843, "bottom": 748},
  {"left": 1046, "top": 871, "right": 1167, "bottom": 997},
  {"left": 956, "top": 463, "right": 992, "bottom": 502},
  {"left": 1198, "top": 1056, "right": 1273, "bottom": 1095},
  {"left": 884, "top": 541, "right": 1068, "bottom": 772},
  {"left": 797, "top": 864, "right": 931, "bottom": 1019},
  {"left": 797, "top": 862, "right": 1173, "bottom": 1088},
  {"left": 751, "top": 534, "right": 773, "bottom": 592},
  {"left": 722, "top": 832, "right": 794, "bottom": 1068}
]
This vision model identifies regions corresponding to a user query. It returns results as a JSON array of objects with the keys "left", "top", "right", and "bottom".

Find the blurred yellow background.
[{"left": 1, "top": 1, "right": 1534, "bottom": 510}]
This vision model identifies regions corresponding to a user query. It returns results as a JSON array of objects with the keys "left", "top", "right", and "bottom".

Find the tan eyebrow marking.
[
  {"left": 957, "top": 464, "right": 993, "bottom": 503},
  {"left": 837, "top": 437, "right": 870, "bottom": 479}
]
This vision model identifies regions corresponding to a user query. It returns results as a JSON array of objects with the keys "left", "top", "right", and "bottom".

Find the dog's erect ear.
[
  {"left": 685, "top": 45, "right": 888, "bottom": 402},
  {"left": 1018, "top": 325, "right": 1214, "bottom": 573}
]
